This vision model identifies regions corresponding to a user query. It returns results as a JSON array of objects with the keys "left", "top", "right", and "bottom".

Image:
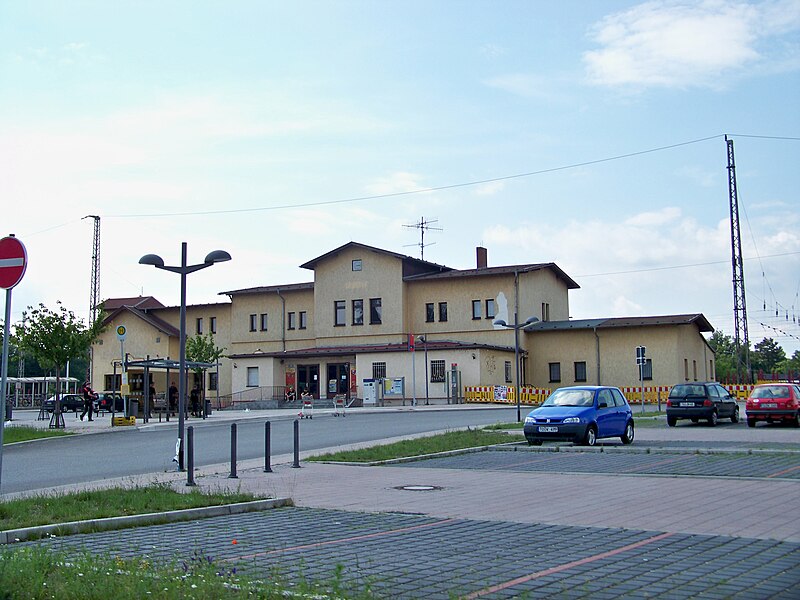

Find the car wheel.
[
  {"left": 691, "top": 418, "right": 699, "bottom": 423},
  {"left": 583, "top": 425, "right": 597, "bottom": 446},
  {"left": 527, "top": 439, "right": 543, "bottom": 446},
  {"left": 731, "top": 406, "right": 740, "bottom": 424},
  {"left": 667, "top": 416, "right": 677, "bottom": 427},
  {"left": 708, "top": 411, "right": 718, "bottom": 427},
  {"left": 621, "top": 421, "right": 635, "bottom": 445},
  {"left": 747, "top": 418, "right": 756, "bottom": 428},
  {"left": 793, "top": 412, "right": 800, "bottom": 428}
]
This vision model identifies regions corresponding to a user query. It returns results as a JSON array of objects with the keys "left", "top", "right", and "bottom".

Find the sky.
[{"left": 1, "top": 0, "right": 799, "bottom": 356}]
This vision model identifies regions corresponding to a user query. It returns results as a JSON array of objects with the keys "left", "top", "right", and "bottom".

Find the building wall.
[{"left": 227, "top": 289, "right": 315, "bottom": 355}]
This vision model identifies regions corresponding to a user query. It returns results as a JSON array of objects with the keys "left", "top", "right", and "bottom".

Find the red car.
[{"left": 745, "top": 383, "right": 800, "bottom": 428}]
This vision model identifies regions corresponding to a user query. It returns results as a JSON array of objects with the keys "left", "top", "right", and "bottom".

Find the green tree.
[
  {"left": 752, "top": 337, "right": 786, "bottom": 374},
  {"left": 708, "top": 330, "right": 737, "bottom": 382},
  {"left": 185, "top": 333, "right": 226, "bottom": 400},
  {"left": 13, "top": 302, "right": 105, "bottom": 413}
]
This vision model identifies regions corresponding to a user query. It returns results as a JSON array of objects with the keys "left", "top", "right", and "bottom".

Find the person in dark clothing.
[
  {"left": 80, "top": 380, "right": 97, "bottom": 421},
  {"left": 169, "top": 382, "right": 178, "bottom": 415},
  {"left": 190, "top": 385, "right": 200, "bottom": 417}
]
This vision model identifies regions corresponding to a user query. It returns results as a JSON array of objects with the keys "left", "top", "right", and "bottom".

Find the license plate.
[
  {"left": 680, "top": 402, "right": 694, "bottom": 407},
  {"left": 538, "top": 426, "right": 558, "bottom": 433},
  {"left": 761, "top": 403, "right": 778, "bottom": 408}
]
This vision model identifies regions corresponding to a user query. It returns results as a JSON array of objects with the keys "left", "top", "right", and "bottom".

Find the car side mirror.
[{"left": 598, "top": 401, "right": 608, "bottom": 409}]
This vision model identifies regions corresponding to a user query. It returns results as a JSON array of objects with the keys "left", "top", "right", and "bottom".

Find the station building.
[{"left": 90, "top": 242, "right": 715, "bottom": 405}]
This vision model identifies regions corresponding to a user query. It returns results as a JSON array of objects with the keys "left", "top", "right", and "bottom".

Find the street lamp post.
[
  {"left": 139, "top": 242, "right": 230, "bottom": 470},
  {"left": 494, "top": 315, "right": 539, "bottom": 422},
  {"left": 418, "top": 335, "right": 429, "bottom": 405}
]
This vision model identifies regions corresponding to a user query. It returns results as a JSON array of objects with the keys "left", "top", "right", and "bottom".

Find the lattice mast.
[
  {"left": 403, "top": 217, "right": 443, "bottom": 260},
  {"left": 84, "top": 215, "right": 101, "bottom": 382},
  {"left": 725, "top": 136, "right": 751, "bottom": 382}
]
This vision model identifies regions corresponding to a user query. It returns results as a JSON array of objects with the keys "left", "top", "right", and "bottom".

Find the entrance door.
[
  {"left": 326, "top": 363, "right": 350, "bottom": 399},
  {"left": 296, "top": 364, "right": 320, "bottom": 398}
]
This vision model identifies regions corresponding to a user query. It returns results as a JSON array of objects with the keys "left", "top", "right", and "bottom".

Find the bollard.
[
  {"left": 264, "top": 421, "right": 273, "bottom": 473},
  {"left": 292, "top": 419, "right": 301, "bottom": 468},
  {"left": 186, "top": 426, "right": 196, "bottom": 487},
  {"left": 228, "top": 422, "right": 238, "bottom": 478}
]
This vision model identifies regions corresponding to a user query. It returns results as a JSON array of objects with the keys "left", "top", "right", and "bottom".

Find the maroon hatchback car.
[{"left": 745, "top": 383, "right": 800, "bottom": 428}]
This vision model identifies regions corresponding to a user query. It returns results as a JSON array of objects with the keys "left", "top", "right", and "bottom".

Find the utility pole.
[
  {"left": 403, "top": 217, "right": 443, "bottom": 261},
  {"left": 725, "top": 136, "right": 751, "bottom": 382},
  {"left": 84, "top": 215, "right": 101, "bottom": 381}
]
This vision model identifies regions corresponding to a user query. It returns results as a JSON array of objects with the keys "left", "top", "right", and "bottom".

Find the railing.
[{"left": 216, "top": 386, "right": 288, "bottom": 409}]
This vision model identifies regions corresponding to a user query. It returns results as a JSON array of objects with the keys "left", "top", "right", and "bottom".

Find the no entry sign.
[{"left": 0, "top": 236, "right": 27, "bottom": 289}]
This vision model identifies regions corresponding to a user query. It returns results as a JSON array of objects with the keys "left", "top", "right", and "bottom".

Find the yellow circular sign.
[{"left": 116, "top": 325, "right": 127, "bottom": 341}]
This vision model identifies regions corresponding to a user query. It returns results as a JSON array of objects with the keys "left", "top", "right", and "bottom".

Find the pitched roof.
[
  {"left": 221, "top": 282, "right": 314, "bottom": 297},
  {"left": 404, "top": 262, "right": 580, "bottom": 289},
  {"left": 526, "top": 314, "right": 713, "bottom": 333},
  {"left": 101, "top": 306, "right": 180, "bottom": 337},
  {"left": 100, "top": 296, "right": 165, "bottom": 311},
  {"left": 299, "top": 241, "right": 452, "bottom": 275}
]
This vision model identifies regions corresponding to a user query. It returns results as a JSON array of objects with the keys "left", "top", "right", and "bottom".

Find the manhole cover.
[{"left": 394, "top": 485, "right": 442, "bottom": 492}]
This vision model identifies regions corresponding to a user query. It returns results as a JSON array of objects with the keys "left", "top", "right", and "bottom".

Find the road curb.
[{"left": 0, "top": 497, "right": 293, "bottom": 545}]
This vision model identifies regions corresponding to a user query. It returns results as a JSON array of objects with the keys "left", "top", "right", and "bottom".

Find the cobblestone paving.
[
  {"left": 394, "top": 448, "right": 800, "bottom": 479},
  {"left": 23, "top": 507, "right": 800, "bottom": 599}
]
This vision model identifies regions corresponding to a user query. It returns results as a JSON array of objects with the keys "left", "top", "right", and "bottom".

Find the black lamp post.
[
  {"left": 139, "top": 242, "right": 230, "bottom": 470},
  {"left": 494, "top": 315, "right": 539, "bottom": 422}
]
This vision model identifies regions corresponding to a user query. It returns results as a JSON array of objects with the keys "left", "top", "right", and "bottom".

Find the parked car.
[
  {"left": 43, "top": 393, "right": 85, "bottom": 413},
  {"left": 666, "top": 382, "right": 739, "bottom": 427},
  {"left": 745, "top": 383, "right": 800, "bottom": 428},
  {"left": 523, "top": 386, "right": 635, "bottom": 447},
  {"left": 96, "top": 391, "right": 124, "bottom": 413}
]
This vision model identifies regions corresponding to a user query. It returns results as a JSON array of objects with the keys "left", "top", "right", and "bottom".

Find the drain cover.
[{"left": 395, "top": 485, "right": 441, "bottom": 492}]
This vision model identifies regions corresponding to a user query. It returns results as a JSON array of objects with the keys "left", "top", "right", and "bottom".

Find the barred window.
[
  {"left": 431, "top": 359, "right": 446, "bottom": 383},
  {"left": 372, "top": 362, "right": 387, "bottom": 379}
]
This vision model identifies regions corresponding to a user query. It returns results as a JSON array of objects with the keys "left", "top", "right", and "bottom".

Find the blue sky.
[{"left": 2, "top": 0, "right": 799, "bottom": 355}]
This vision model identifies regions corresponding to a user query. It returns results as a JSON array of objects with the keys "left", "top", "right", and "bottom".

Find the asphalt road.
[{"left": 1, "top": 408, "right": 513, "bottom": 494}]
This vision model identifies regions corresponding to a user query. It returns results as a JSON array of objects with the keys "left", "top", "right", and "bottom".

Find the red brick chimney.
[{"left": 476, "top": 246, "right": 487, "bottom": 269}]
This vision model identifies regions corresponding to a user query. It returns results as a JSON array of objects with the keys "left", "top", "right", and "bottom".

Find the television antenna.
[{"left": 403, "top": 217, "right": 442, "bottom": 260}]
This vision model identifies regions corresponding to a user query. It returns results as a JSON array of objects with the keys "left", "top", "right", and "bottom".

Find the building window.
[
  {"left": 640, "top": 359, "right": 653, "bottom": 381},
  {"left": 196, "top": 318, "right": 203, "bottom": 335},
  {"left": 249, "top": 314, "right": 257, "bottom": 332},
  {"left": 504, "top": 361, "right": 512, "bottom": 383},
  {"left": 208, "top": 371, "right": 218, "bottom": 391},
  {"left": 541, "top": 302, "right": 550, "bottom": 322},
  {"left": 369, "top": 298, "right": 382, "bottom": 324},
  {"left": 693, "top": 360, "right": 697, "bottom": 381},
  {"left": 549, "top": 362, "right": 561, "bottom": 383},
  {"left": 352, "top": 259, "right": 362, "bottom": 271},
  {"left": 210, "top": 316, "right": 217, "bottom": 334},
  {"left": 684, "top": 358, "right": 689, "bottom": 381},
  {"left": 438, "top": 302, "right": 448, "bottom": 322},
  {"left": 431, "top": 359, "right": 446, "bottom": 383},
  {"left": 154, "top": 337, "right": 159, "bottom": 344},
  {"left": 299, "top": 311, "right": 307, "bottom": 329},
  {"left": 352, "top": 299, "right": 364, "bottom": 325},
  {"left": 574, "top": 361, "right": 587, "bottom": 382},
  {"left": 260, "top": 313, "right": 268, "bottom": 331},
  {"left": 472, "top": 300, "right": 481, "bottom": 320},
  {"left": 288, "top": 312, "right": 296, "bottom": 330},
  {"left": 335, "top": 301, "right": 346, "bottom": 326},
  {"left": 372, "top": 362, "right": 386, "bottom": 379},
  {"left": 425, "top": 303, "right": 435, "bottom": 323},
  {"left": 485, "top": 299, "right": 496, "bottom": 319},
  {"left": 246, "top": 366, "right": 259, "bottom": 387}
]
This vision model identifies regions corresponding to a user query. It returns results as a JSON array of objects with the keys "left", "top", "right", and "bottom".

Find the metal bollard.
[
  {"left": 228, "top": 422, "right": 238, "bottom": 479},
  {"left": 292, "top": 419, "right": 301, "bottom": 468},
  {"left": 264, "top": 421, "right": 273, "bottom": 473},
  {"left": 186, "top": 426, "right": 196, "bottom": 487}
]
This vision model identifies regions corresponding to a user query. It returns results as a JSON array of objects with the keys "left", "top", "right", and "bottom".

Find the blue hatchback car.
[{"left": 523, "top": 386, "right": 635, "bottom": 446}]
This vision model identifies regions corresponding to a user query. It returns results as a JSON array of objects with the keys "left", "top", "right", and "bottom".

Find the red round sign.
[{"left": 0, "top": 236, "right": 28, "bottom": 289}]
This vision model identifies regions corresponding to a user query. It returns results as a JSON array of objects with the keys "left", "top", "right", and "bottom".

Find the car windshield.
[
  {"left": 751, "top": 386, "right": 790, "bottom": 399},
  {"left": 542, "top": 389, "right": 594, "bottom": 407},
  {"left": 669, "top": 384, "right": 706, "bottom": 398}
]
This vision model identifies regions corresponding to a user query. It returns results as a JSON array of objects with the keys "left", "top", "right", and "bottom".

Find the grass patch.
[
  {"left": 308, "top": 428, "right": 521, "bottom": 463},
  {"left": 0, "top": 484, "right": 259, "bottom": 531},
  {"left": 2, "top": 425, "right": 74, "bottom": 444},
  {"left": 0, "top": 546, "right": 380, "bottom": 599}
]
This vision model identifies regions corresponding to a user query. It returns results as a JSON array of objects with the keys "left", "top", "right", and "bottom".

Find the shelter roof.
[{"left": 526, "top": 314, "right": 713, "bottom": 333}]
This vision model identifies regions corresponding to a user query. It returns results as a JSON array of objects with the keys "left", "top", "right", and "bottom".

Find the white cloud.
[
  {"left": 363, "top": 172, "right": 426, "bottom": 196},
  {"left": 474, "top": 181, "right": 506, "bottom": 196},
  {"left": 624, "top": 206, "right": 682, "bottom": 227},
  {"left": 584, "top": 0, "right": 800, "bottom": 88}
]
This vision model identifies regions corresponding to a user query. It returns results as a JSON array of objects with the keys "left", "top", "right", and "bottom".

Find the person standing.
[
  {"left": 169, "top": 381, "right": 178, "bottom": 416},
  {"left": 190, "top": 385, "right": 200, "bottom": 417},
  {"left": 80, "top": 380, "right": 97, "bottom": 421}
]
